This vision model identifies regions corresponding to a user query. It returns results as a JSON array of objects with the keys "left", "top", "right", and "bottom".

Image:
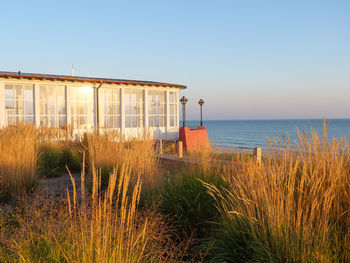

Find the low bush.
[
  {"left": 159, "top": 169, "right": 227, "bottom": 239},
  {"left": 37, "top": 143, "right": 82, "bottom": 178},
  {"left": 60, "top": 145, "right": 82, "bottom": 173},
  {"left": 37, "top": 143, "right": 64, "bottom": 178}
]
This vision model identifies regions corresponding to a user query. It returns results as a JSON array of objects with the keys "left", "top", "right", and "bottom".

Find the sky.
[{"left": 1, "top": 0, "right": 349, "bottom": 120}]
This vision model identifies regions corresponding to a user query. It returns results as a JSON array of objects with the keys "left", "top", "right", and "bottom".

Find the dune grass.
[
  {"left": 0, "top": 124, "right": 38, "bottom": 202},
  {"left": 0, "top": 122, "right": 349, "bottom": 262},
  {"left": 204, "top": 122, "right": 350, "bottom": 262},
  {"left": 85, "top": 131, "right": 161, "bottom": 204},
  {"left": 0, "top": 129, "right": 187, "bottom": 262},
  {"left": 0, "top": 164, "right": 186, "bottom": 262}
]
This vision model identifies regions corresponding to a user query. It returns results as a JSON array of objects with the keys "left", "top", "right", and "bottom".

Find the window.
[
  {"left": 70, "top": 86, "right": 94, "bottom": 129},
  {"left": 100, "top": 87, "right": 120, "bottom": 128},
  {"left": 169, "top": 91, "right": 178, "bottom": 127},
  {"left": 40, "top": 85, "right": 66, "bottom": 128},
  {"left": 148, "top": 90, "right": 165, "bottom": 127},
  {"left": 5, "top": 84, "right": 34, "bottom": 124},
  {"left": 125, "top": 89, "right": 144, "bottom": 128}
]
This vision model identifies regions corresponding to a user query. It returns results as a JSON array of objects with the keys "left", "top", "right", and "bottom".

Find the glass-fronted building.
[{"left": 0, "top": 71, "right": 185, "bottom": 140}]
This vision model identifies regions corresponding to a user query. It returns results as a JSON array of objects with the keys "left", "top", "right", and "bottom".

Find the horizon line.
[{"left": 185, "top": 118, "right": 350, "bottom": 121}]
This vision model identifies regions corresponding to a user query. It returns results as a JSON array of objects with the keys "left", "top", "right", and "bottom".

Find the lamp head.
[
  {"left": 180, "top": 96, "right": 188, "bottom": 105},
  {"left": 198, "top": 99, "right": 204, "bottom": 106}
]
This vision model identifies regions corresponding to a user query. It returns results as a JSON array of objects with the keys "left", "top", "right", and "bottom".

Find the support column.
[
  {"left": 97, "top": 87, "right": 103, "bottom": 132},
  {"left": 94, "top": 86, "right": 98, "bottom": 131},
  {"left": 120, "top": 87, "right": 125, "bottom": 139},
  {"left": 34, "top": 83, "right": 40, "bottom": 127},
  {"left": 0, "top": 82, "right": 5, "bottom": 127},
  {"left": 165, "top": 90, "right": 170, "bottom": 139},
  {"left": 176, "top": 91, "right": 179, "bottom": 129},
  {"left": 144, "top": 89, "right": 149, "bottom": 132},
  {"left": 66, "top": 85, "right": 71, "bottom": 128}
]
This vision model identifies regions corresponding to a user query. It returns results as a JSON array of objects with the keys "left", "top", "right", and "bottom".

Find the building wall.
[{"left": 0, "top": 78, "right": 180, "bottom": 140}]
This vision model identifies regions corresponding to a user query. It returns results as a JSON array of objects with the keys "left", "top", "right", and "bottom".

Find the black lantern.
[
  {"left": 180, "top": 96, "right": 188, "bottom": 127},
  {"left": 198, "top": 99, "right": 204, "bottom": 126}
]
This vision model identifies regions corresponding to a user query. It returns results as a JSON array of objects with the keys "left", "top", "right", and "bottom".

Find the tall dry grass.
[
  {"left": 0, "top": 124, "right": 38, "bottom": 202},
  {"left": 205, "top": 121, "right": 350, "bottom": 262},
  {"left": 0, "top": 123, "right": 77, "bottom": 201},
  {"left": 0, "top": 162, "right": 186, "bottom": 262},
  {"left": 85, "top": 131, "right": 160, "bottom": 194}
]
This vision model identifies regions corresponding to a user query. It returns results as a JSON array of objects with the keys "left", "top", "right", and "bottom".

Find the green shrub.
[
  {"left": 159, "top": 170, "right": 227, "bottom": 239},
  {"left": 37, "top": 143, "right": 82, "bottom": 178},
  {"left": 37, "top": 143, "right": 64, "bottom": 178},
  {"left": 206, "top": 214, "right": 276, "bottom": 263},
  {"left": 60, "top": 147, "right": 82, "bottom": 173}
]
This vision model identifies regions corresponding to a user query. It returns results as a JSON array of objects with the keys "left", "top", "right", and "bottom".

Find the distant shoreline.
[
  {"left": 211, "top": 145, "right": 254, "bottom": 154},
  {"left": 187, "top": 118, "right": 350, "bottom": 121}
]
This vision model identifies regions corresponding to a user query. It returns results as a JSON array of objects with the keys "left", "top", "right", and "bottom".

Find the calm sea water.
[{"left": 186, "top": 119, "right": 350, "bottom": 149}]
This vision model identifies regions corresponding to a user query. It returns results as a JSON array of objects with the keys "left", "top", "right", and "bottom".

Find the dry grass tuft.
[
  {"left": 0, "top": 159, "right": 187, "bottom": 262},
  {"left": 205, "top": 120, "right": 350, "bottom": 262},
  {"left": 0, "top": 123, "right": 38, "bottom": 202},
  {"left": 85, "top": 131, "right": 160, "bottom": 193}
]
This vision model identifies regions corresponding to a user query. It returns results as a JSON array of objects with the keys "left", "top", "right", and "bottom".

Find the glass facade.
[
  {"left": 100, "top": 87, "right": 120, "bottom": 128},
  {"left": 169, "top": 91, "right": 178, "bottom": 127},
  {"left": 1, "top": 81, "right": 179, "bottom": 136},
  {"left": 125, "top": 89, "right": 144, "bottom": 128},
  {"left": 40, "top": 85, "right": 66, "bottom": 127},
  {"left": 70, "top": 86, "right": 94, "bottom": 129},
  {"left": 5, "top": 84, "right": 34, "bottom": 124},
  {"left": 148, "top": 90, "right": 166, "bottom": 127}
]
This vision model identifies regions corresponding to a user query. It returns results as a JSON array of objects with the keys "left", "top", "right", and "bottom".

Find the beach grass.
[
  {"left": 0, "top": 122, "right": 349, "bottom": 262},
  {"left": 0, "top": 124, "right": 38, "bottom": 202},
  {"left": 204, "top": 121, "right": 350, "bottom": 262}
]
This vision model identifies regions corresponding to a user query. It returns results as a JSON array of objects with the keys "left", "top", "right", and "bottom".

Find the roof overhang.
[{"left": 0, "top": 71, "right": 187, "bottom": 89}]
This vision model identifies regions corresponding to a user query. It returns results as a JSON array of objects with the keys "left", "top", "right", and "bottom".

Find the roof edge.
[{"left": 0, "top": 71, "right": 187, "bottom": 89}]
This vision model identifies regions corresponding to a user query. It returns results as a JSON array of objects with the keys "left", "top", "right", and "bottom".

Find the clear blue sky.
[{"left": 1, "top": 0, "right": 349, "bottom": 120}]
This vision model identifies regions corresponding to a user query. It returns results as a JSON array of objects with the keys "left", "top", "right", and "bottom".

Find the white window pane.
[
  {"left": 59, "top": 116, "right": 66, "bottom": 127},
  {"left": 78, "top": 102, "right": 86, "bottom": 115},
  {"left": 170, "top": 92, "right": 174, "bottom": 103},
  {"left": 5, "top": 86, "right": 14, "bottom": 100},
  {"left": 5, "top": 100, "right": 15, "bottom": 109},
  {"left": 24, "top": 101, "right": 34, "bottom": 115},
  {"left": 132, "top": 116, "right": 137, "bottom": 127},
  {"left": 23, "top": 88, "right": 33, "bottom": 101},
  {"left": 15, "top": 85, "right": 23, "bottom": 100},
  {"left": 39, "top": 85, "right": 66, "bottom": 128},
  {"left": 4, "top": 84, "right": 34, "bottom": 125},
  {"left": 57, "top": 101, "right": 66, "bottom": 115}
]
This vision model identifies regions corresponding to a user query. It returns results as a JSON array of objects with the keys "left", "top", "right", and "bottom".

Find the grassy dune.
[{"left": 0, "top": 123, "right": 349, "bottom": 262}]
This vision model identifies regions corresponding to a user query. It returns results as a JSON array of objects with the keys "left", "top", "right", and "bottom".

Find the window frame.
[
  {"left": 4, "top": 83, "right": 34, "bottom": 125},
  {"left": 148, "top": 90, "right": 166, "bottom": 127},
  {"left": 169, "top": 91, "right": 178, "bottom": 127},
  {"left": 100, "top": 87, "right": 121, "bottom": 128},
  {"left": 125, "top": 89, "right": 144, "bottom": 128},
  {"left": 39, "top": 84, "right": 66, "bottom": 128},
  {"left": 70, "top": 86, "right": 95, "bottom": 130}
]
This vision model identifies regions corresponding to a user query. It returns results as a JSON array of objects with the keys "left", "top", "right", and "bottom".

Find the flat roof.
[{"left": 0, "top": 71, "right": 187, "bottom": 89}]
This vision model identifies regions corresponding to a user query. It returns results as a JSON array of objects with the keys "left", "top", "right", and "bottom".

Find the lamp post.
[
  {"left": 198, "top": 99, "right": 204, "bottom": 126},
  {"left": 180, "top": 96, "right": 188, "bottom": 127}
]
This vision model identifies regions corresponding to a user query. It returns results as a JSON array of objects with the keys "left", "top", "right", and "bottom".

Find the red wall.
[{"left": 179, "top": 126, "right": 210, "bottom": 152}]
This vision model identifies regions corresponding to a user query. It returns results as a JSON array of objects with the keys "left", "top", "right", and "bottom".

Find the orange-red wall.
[{"left": 179, "top": 126, "right": 210, "bottom": 152}]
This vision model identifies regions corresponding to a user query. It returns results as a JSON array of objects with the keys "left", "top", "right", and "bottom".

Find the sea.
[{"left": 186, "top": 119, "right": 350, "bottom": 149}]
